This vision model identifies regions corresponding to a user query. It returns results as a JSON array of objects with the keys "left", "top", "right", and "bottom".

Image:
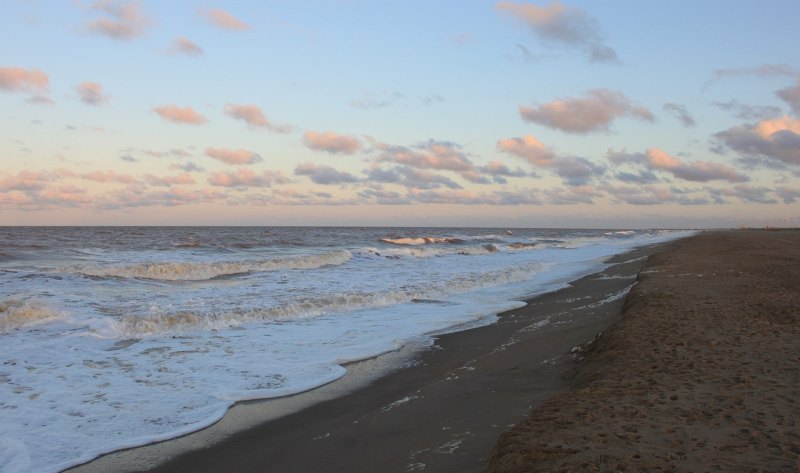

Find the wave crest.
[
  {"left": 0, "top": 299, "right": 63, "bottom": 333},
  {"left": 114, "top": 262, "right": 548, "bottom": 337},
  {"left": 380, "top": 237, "right": 464, "bottom": 245},
  {"left": 79, "top": 250, "right": 352, "bottom": 281}
]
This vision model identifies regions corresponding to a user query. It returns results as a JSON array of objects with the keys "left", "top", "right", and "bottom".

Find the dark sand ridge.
[
  {"left": 68, "top": 241, "right": 669, "bottom": 472},
  {"left": 488, "top": 230, "right": 800, "bottom": 472}
]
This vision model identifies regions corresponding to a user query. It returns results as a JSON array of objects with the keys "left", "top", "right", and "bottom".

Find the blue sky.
[{"left": 1, "top": 0, "right": 799, "bottom": 227}]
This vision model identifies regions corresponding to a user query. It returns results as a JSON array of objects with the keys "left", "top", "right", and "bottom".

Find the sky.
[{"left": 1, "top": 0, "right": 799, "bottom": 228}]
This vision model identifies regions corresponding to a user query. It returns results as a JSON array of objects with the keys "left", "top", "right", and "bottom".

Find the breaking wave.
[
  {"left": 360, "top": 244, "right": 504, "bottom": 259},
  {"left": 113, "top": 262, "right": 549, "bottom": 337},
  {"left": 380, "top": 237, "right": 464, "bottom": 245},
  {"left": 0, "top": 299, "right": 63, "bottom": 333},
  {"left": 78, "top": 250, "right": 352, "bottom": 281}
]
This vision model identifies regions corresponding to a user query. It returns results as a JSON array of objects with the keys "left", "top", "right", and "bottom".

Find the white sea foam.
[
  {"left": 0, "top": 299, "right": 62, "bottom": 333},
  {"left": 112, "top": 261, "right": 551, "bottom": 337},
  {"left": 361, "top": 244, "right": 509, "bottom": 259},
  {"left": 380, "top": 237, "right": 463, "bottom": 245},
  {"left": 78, "top": 250, "right": 352, "bottom": 281}
]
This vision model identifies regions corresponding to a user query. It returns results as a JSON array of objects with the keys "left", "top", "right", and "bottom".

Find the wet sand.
[
  {"left": 68, "top": 241, "right": 668, "bottom": 473},
  {"left": 488, "top": 230, "right": 800, "bottom": 472}
]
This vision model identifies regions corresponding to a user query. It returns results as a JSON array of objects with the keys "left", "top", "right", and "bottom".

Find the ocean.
[{"left": 0, "top": 226, "right": 692, "bottom": 472}]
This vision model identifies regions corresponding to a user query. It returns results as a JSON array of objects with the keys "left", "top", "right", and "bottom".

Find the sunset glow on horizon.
[{"left": 2, "top": 1, "right": 799, "bottom": 228}]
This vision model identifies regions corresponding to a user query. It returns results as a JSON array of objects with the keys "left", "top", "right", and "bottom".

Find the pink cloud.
[
  {"left": 377, "top": 140, "right": 473, "bottom": 171},
  {"left": 153, "top": 105, "right": 208, "bottom": 125},
  {"left": 144, "top": 173, "right": 196, "bottom": 187},
  {"left": 0, "top": 66, "right": 49, "bottom": 93},
  {"left": 208, "top": 168, "right": 289, "bottom": 188},
  {"left": 205, "top": 147, "right": 262, "bottom": 165},
  {"left": 172, "top": 37, "right": 203, "bottom": 56},
  {"left": 715, "top": 115, "right": 800, "bottom": 166},
  {"left": 203, "top": 8, "right": 250, "bottom": 31},
  {"left": 36, "top": 185, "right": 92, "bottom": 206},
  {"left": 81, "top": 170, "right": 138, "bottom": 184},
  {"left": 519, "top": 89, "right": 653, "bottom": 134},
  {"left": 609, "top": 148, "right": 749, "bottom": 183},
  {"left": 497, "top": 135, "right": 555, "bottom": 166},
  {"left": 224, "top": 104, "right": 291, "bottom": 132},
  {"left": 75, "top": 81, "right": 109, "bottom": 105},
  {"left": 0, "top": 170, "right": 60, "bottom": 191},
  {"left": 86, "top": 0, "right": 152, "bottom": 40},
  {"left": 303, "top": 130, "right": 362, "bottom": 154},
  {"left": 498, "top": 135, "right": 604, "bottom": 185}
]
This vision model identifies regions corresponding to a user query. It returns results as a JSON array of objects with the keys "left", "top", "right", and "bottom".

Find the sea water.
[{"left": 0, "top": 227, "right": 692, "bottom": 472}]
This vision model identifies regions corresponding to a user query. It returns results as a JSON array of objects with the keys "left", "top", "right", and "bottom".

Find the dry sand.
[{"left": 488, "top": 230, "right": 800, "bottom": 472}]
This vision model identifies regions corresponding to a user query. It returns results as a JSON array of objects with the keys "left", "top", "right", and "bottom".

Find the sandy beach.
[
  {"left": 68, "top": 241, "right": 666, "bottom": 473},
  {"left": 489, "top": 230, "right": 800, "bottom": 472}
]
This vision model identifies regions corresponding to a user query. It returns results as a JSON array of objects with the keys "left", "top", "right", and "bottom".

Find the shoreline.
[{"left": 67, "top": 239, "right": 674, "bottom": 473}]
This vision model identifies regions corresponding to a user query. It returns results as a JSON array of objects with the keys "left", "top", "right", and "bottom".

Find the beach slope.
[
  {"left": 488, "top": 230, "right": 800, "bottom": 472},
  {"left": 106, "top": 244, "right": 666, "bottom": 473}
]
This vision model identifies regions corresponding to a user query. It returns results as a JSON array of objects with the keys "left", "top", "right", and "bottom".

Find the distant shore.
[
  {"left": 68, "top": 238, "right": 668, "bottom": 472},
  {"left": 488, "top": 230, "right": 800, "bottom": 472}
]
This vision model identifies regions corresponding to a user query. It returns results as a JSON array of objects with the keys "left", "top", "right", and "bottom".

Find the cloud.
[
  {"left": 776, "top": 79, "right": 800, "bottom": 115},
  {"left": 357, "top": 188, "right": 410, "bottom": 205},
  {"left": 153, "top": 105, "right": 208, "bottom": 125},
  {"left": 478, "top": 160, "right": 528, "bottom": 177},
  {"left": 377, "top": 140, "right": 474, "bottom": 172},
  {"left": 497, "top": 1, "right": 618, "bottom": 63},
  {"left": 172, "top": 37, "right": 203, "bottom": 56},
  {"left": 497, "top": 134, "right": 604, "bottom": 185},
  {"left": 224, "top": 104, "right": 291, "bottom": 132},
  {"left": 714, "top": 116, "right": 800, "bottom": 166},
  {"left": 143, "top": 173, "right": 195, "bottom": 187},
  {"left": 141, "top": 148, "right": 190, "bottom": 158},
  {"left": 350, "top": 91, "right": 404, "bottom": 109},
  {"left": 407, "top": 188, "right": 544, "bottom": 206},
  {"left": 208, "top": 168, "right": 289, "bottom": 188},
  {"left": 544, "top": 186, "right": 599, "bottom": 205},
  {"left": 119, "top": 155, "right": 137, "bottom": 162},
  {"left": 170, "top": 161, "right": 205, "bottom": 173},
  {"left": 95, "top": 187, "right": 226, "bottom": 210},
  {"left": 645, "top": 148, "right": 748, "bottom": 183},
  {"left": 703, "top": 63, "right": 796, "bottom": 90},
  {"left": 205, "top": 147, "right": 263, "bottom": 165},
  {"left": 295, "top": 162, "right": 360, "bottom": 185},
  {"left": 615, "top": 170, "right": 659, "bottom": 184},
  {"left": 776, "top": 187, "right": 800, "bottom": 204},
  {"left": 81, "top": 170, "right": 138, "bottom": 184},
  {"left": 663, "top": 103, "right": 695, "bottom": 127},
  {"left": 302, "top": 131, "right": 363, "bottom": 155},
  {"left": 519, "top": 89, "right": 653, "bottom": 133},
  {"left": 85, "top": 0, "right": 152, "bottom": 40},
  {"left": 608, "top": 148, "right": 748, "bottom": 183},
  {"left": 711, "top": 99, "right": 782, "bottom": 121},
  {"left": 0, "top": 66, "right": 49, "bottom": 93},
  {"left": 0, "top": 170, "right": 61, "bottom": 191},
  {"left": 710, "top": 185, "right": 778, "bottom": 204},
  {"left": 203, "top": 8, "right": 250, "bottom": 31},
  {"left": 75, "top": 81, "right": 109, "bottom": 105},
  {"left": 394, "top": 167, "right": 463, "bottom": 189},
  {"left": 497, "top": 135, "right": 555, "bottom": 165}
]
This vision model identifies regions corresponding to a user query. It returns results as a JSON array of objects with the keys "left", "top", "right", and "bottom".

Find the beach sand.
[
  {"left": 69, "top": 242, "right": 665, "bottom": 473},
  {"left": 488, "top": 230, "right": 800, "bottom": 472}
]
